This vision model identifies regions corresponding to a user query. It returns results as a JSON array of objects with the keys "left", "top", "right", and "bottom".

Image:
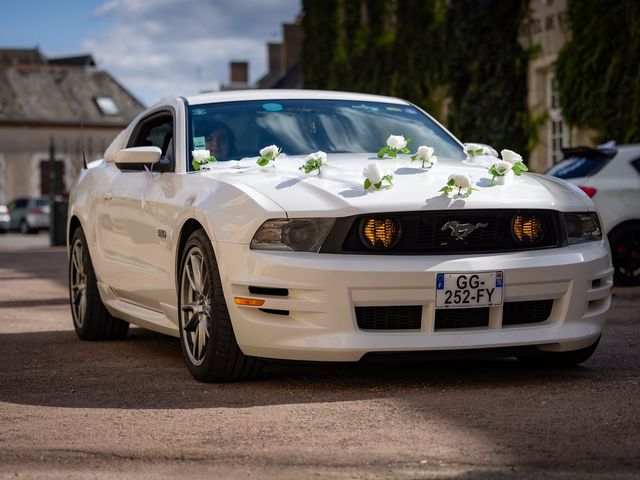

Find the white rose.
[
  {"left": 192, "top": 149, "right": 211, "bottom": 163},
  {"left": 417, "top": 145, "right": 434, "bottom": 158},
  {"left": 386, "top": 135, "right": 407, "bottom": 150},
  {"left": 260, "top": 144, "right": 280, "bottom": 158},
  {"left": 501, "top": 149, "right": 523, "bottom": 164},
  {"left": 449, "top": 173, "right": 472, "bottom": 189},
  {"left": 463, "top": 143, "right": 486, "bottom": 156},
  {"left": 493, "top": 160, "right": 513, "bottom": 175},
  {"left": 305, "top": 151, "right": 327, "bottom": 163},
  {"left": 363, "top": 163, "right": 384, "bottom": 185}
]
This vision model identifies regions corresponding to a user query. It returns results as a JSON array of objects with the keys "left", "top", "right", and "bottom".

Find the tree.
[{"left": 556, "top": 0, "right": 640, "bottom": 143}]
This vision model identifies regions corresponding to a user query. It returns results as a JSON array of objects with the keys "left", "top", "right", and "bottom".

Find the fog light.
[
  {"left": 512, "top": 215, "right": 543, "bottom": 245},
  {"left": 360, "top": 217, "right": 401, "bottom": 250}
]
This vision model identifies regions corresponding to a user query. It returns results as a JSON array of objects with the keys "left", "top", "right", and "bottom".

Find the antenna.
[{"left": 80, "top": 113, "right": 87, "bottom": 169}]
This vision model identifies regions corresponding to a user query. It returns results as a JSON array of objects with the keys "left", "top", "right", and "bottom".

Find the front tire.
[
  {"left": 69, "top": 227, "right": 129, "bottom": 340},
  {"left": 178, "top": 229, "right": 263, "bottom": 382},
  {"left": 609, "top": 223, "right": 640, "bottom": 286},
  {"left": 518, "top": 336, "right": 600, "bottom": 367}
]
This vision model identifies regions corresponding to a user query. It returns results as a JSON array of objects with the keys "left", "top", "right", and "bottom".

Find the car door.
[{"left": 95, "top": 109, "right": 175, "bottom": 310}]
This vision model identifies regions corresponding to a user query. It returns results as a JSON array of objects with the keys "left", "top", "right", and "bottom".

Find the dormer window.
[{"left": 94, "top": 96, "right": 119, "bottom": 116}]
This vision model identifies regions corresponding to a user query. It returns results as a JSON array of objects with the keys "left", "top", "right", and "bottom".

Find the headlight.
[
  {"left": 563, "top": 212, "right": 602, "bottom": 244},
  {"left": 250, "top": 218, "right": 335, "bottom": 251}
]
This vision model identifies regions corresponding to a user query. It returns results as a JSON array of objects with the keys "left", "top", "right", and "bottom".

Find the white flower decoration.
[
  {"left": 463, "top": 143, "right": 489, "bottom": 157},
  {"left": 500, "top": 149, "right": 523, "bottom": 164},
  {"left": 257, "top": 144, "right": 282, "bottom": 166},
  {"left": 440, "top": 173, "right": 476, "bottom": 197},
  {"left": 363, "top": 163, "right": 393, "bottom": 190},
  {"left": 378, "top": 134, "right": 411, "bottom": 158},
  {"left": 411, "top": 145, "right": 438, "bottom": 169},
  {"left": 387, "top": 135, "right": 407, "bottom": 150},
  {"left": 300, "top": 151, "right": 327, "bottom": 174},
  {"left": 191, "top": 149, "right": 216, "bottom": 171}
]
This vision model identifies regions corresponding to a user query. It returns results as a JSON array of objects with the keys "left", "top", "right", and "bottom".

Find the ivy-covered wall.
[
  {"left": 556, "top": 0, "right": 640, "bottom": 143},
  {"left": 301, "top": 0, "right": 529, "bottom": 154}
]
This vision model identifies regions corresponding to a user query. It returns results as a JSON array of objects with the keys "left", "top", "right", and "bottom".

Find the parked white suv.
[{"left": 547, "top": 144, "right": 640, "bottom": 285}]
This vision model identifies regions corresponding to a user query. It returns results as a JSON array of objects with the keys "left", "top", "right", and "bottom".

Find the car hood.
[{"left": 201, "top": 154, "right": 593, "bottom": 217}]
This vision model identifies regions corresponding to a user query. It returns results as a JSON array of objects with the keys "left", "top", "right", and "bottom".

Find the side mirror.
[{"left": 115, "top": 146, "right": 162, "bottom": 166}]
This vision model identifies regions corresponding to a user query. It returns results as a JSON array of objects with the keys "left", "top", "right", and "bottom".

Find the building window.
[
  {"left": 547, "top": 74, "right": 569, "bottom": 165},
  {"left": 94, "top": 96, "right": 119, "bottom": 116}
]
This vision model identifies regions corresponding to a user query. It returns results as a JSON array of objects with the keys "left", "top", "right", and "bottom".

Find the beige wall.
[
  {"left": 519, "top": 0, "right": 596, "bottom": 172},
  {"left": 0, "top": 126, "right": 123, "bottom": 204}
]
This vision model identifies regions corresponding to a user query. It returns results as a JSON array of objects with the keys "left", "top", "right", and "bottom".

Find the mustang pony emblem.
[{"left": 441, "top": 221, "right": 488, "bottom": 240}]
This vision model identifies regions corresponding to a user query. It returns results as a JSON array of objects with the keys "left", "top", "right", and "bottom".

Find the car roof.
[{"left": 182, "top": 89, "right": 410, "bottom": 107}]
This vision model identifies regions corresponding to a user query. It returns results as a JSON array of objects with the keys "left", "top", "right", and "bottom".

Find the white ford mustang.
[{"left": 67, "top": 90, "right": 613, "bottom": 381}]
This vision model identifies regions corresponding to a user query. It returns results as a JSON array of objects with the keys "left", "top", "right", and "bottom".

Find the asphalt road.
[{"left": 1, "top": 245, "right": 639, "bottom": 479}]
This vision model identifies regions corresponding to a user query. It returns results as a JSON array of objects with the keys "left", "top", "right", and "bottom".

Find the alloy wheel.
[
  {"left": 69, "top": 238, "right": 87, "bottom": 328},
  {"left": 179, "top": 247, "right": 212, "bottom": 366}
]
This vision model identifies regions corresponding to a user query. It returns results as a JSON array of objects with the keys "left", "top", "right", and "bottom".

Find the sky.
[{"left": 0, "top": 0, "right": 301, "bottom": 106}]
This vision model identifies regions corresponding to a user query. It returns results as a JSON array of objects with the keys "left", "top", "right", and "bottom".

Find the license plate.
[{"left": 435, "top": 272, "right": 503, "bottom": 309}]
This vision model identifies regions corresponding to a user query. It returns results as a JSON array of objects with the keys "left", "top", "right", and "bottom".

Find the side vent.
[{"left": 249, "top": 286, "right": 289, "bottom": 296}]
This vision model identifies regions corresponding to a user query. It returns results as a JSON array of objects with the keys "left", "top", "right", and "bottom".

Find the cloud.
[{"left": 85, "top": 0, "right": 300, "bottom": 105}]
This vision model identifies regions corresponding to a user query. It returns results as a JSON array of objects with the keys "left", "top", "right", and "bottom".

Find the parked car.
[
  {"left": 0, "top": 205, "right": 9, "bottom": 233},
  {"left": 7, "top": 197, "right": 50, "bottom": 234},
  {"left": 547, "top": 145, "right": 640, "bottom": 285},
  {"left": 68, "top": 90, "right": 612, "bottom": 382}
]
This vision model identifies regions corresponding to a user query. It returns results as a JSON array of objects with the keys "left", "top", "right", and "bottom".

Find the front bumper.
[{"left": 217, "top": 241, "right": 613, "bottom": 361}]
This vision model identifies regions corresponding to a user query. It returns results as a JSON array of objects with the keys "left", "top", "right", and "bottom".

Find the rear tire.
[
  {"left": 69, "top": 227, "right": 129, "bottom": 340},
  {"left": 518, "top": 336, "right": 600, "bottom": 367},
  {"left": 609, "top": 223, "right": 640, "bottom": 286},
  {"left": 178, "top": 229, "right": 264, "bottom": 382}
]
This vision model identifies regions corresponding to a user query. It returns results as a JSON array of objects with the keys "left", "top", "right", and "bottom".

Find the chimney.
[
  {"left": 229, "top": 61, "right": 248, "bottom": 85},
  {"left": 282, "top": 23, "right": 302, "bottom": 71},
  {"left": 268, "top": 43, "right": 282, "bottom": 76}
]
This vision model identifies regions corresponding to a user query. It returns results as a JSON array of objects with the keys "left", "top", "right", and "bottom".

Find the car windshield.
[{"left": 187, "top": 99, "right": 464, "bottom": 167}]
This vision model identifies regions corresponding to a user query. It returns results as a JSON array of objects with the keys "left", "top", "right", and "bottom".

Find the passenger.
[{"left": 205, "top": 121, "right": 237, "bottom": 161}]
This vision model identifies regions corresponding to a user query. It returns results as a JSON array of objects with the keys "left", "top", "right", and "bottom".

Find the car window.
[
  {"left": 36, "top": 199, "right": 49, "bottom": 207},
  {"left": 546, "top": 154, "right": 613, "bottom": 179},
  {"left": 187, "top": 99, "right": 465, "bottom": 169},
  {"left": 125, "top": 111, "right": 174, "bottom": 171},
  {"left": 15, "top": 199, "right": 28, "bottom": 208},
  {"left": 631, "top": 158, "right": 640, "bottom": 175}
]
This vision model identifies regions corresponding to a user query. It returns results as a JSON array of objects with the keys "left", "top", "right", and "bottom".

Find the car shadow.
[{"left": 0, "top": 326, "right": 604, "bottom": 411}]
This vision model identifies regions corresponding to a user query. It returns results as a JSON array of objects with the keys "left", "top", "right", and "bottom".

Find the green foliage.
[
  {"left": 301, "top": 0, "right": 530, "bottom": 155},
  {"left": 556, "top": 0, "right": 640, "bottom": 143},
  {"left": 445, "top": 0, "right": 529, "bottom": 155}
]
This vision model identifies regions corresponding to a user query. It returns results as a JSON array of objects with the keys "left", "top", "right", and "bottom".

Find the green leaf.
[
  {"left": 257, "top": 157, "right": 269, "bottom": 166},
  {"left": 447, "top": 178, "right": 455, "bottom": 186},
  {"left": 364, "top": 178, "right": 371, "bottom": 189},
  {"left": 410, "top": 153, "right": 418, "bottom": 161},
  {"left": 374, "top": 181, "right": 382, "bottom": 189},
  {"left": 400, "top": 147, "right": 410, "bottom": 154},
  {"left": 389, "top": 150, "right": 397, "bottom": 158},
  {"left": 192, "top": 159, "right": 200, "bottom": 171},
  {"left": 377, "top": 146, "right": 388, "bottom": 158}
]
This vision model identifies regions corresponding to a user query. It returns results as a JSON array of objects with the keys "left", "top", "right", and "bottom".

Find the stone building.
[
  {"left": 0, "top": 48, "right": 144, "bottom": 204},
  {"left": 519, "top": 0, "right": 596, "bottom": 172}
]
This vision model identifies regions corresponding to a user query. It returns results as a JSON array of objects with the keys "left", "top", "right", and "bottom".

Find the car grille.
[
  {"left": 435, "top": 307, "right": 490, "bottom": 330},
  {"left": 355, "top": 300, "right": 553, "bottom": 331},
  {"left": 502, "top": 300, "right": 553, "bottom": 326},
  {"left": 356, "top": 306, "right": 422, "bottom": 330},
  {"left": 321, "top": 209, "right": 562, "bottom": 254}
]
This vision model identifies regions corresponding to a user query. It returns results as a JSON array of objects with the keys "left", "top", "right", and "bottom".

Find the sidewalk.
[{"left": 0, "top": 232, "right": 54, "bottom": 250}]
